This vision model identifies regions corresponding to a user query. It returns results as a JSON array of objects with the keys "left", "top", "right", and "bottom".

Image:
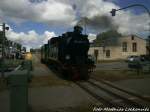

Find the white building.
[{"left": 88, "top": 35, "right": 149, "bottom": 61}]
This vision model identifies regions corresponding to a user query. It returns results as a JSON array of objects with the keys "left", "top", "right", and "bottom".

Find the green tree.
[{"left": 93, "top": 30, "right": 122, "bottom": 46}]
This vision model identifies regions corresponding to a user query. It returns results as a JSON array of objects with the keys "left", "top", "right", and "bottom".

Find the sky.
[{"left": 0, "top": 0, "right": 150, "bottom": 50}]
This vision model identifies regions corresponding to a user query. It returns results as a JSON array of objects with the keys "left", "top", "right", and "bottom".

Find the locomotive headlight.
[{"left": 65, "top": 55, "right": 70, "bottom": 60}]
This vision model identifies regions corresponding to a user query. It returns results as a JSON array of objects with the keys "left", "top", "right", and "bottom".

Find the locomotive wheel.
[
  {"left": 63, "top": 68, "right": 79, "bottom": 80},
  {"left": 79, "top": 66, "right": 89, "bottom": 80},
  {"left": 62, "top": 69, "right": 71, "bottom": 80}
]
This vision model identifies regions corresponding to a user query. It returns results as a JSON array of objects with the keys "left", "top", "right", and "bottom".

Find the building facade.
[{"left": 88, "top": 35, "right": 148, "bottom": 61}]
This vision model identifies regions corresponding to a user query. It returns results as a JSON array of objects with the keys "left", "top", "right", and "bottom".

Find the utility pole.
[
  {"left": 1, "top": 23, "right": 6, "bottom": 78},
  {"left": 0, "top": 23, "right": 9, "bottom": 78}
]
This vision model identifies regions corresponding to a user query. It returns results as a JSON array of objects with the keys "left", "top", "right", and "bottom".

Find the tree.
[{"left": 93, "top": 30, "right": 122, "bottom": 46}]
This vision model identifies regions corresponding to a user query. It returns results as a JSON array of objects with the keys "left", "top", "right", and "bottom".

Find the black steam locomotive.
[{"left": 41, "top": 26, "right": 95, "bottom": 80}]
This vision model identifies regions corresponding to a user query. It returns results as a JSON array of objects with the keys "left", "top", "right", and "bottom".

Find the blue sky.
[
  {"left": 0, "top": 0, "right": 149, "bottom": 48},
  {"left": 115, "top": 0, "right": 150, "bottom": 15},
  {"left": 7, "top": 0, "right": 150, "bottom": 34}
]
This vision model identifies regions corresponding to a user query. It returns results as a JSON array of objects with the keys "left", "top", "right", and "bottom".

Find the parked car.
[
  {"left": 126, "top": 55, "right": 140, "bottom": 62},
  {"left": 140, "top": 55, "right": 150, "bottom": 61},
  {"left": 127, "top": 55, "right": 150, "bottom": 70}
]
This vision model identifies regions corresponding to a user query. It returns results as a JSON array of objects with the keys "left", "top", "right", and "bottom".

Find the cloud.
[
  {"left": 1, "top": 0, "right": 149, "bottom": 35},
  {"left": 88, "top": 33, "right": 96, "bottom": 42},
  {"left": 0, "top": 0, "right": 76, "bottom": 27},
  {"left": 0, "top": 0, "right": 149, "bottom": 49},
  {"left": 73, "top": 0, "right": 149, "bottom": 36},
  {"left": 74, "top": 0, "right": 119, "bottom": 18},
  {"left": 6, "top": 29, "right": 56, "bottom": 50},
  {"left": 113, "top": 11, "right": 149, "bottom": 35},
  {"left": 0, "top": 0, "right": 119, "bottom": 28},
  {"left": 6, "top": 28, "right": 96, "bottom": 49}
]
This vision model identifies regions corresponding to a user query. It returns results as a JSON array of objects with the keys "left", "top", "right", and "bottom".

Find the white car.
[
  {"left": 127, "top": 55, "right": 150, "bottom": 69},
  {"left": 127, "top": 55, "right": 140, "bottom": 62}
]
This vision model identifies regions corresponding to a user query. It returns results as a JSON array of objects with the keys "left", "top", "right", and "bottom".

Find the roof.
[
  {"left": 121, "top": 34, "right": 147, "bottom": 40},
  {"left": 92, "top": 34, "right": 147, "bottom": 47}
]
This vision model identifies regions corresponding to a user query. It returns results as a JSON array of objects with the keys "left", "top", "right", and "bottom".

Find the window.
[
  {"left": 132, "top": 42, "right": 137, "bottom": 52},
  {"left": 106, "top": 50, "right": 110, "bottom": 58},
  {"left": 131, "top": 35, "right": 134, "bottom": 40},
  {"left": 122, "top": 42, "right": 127, "bottom": 52}
]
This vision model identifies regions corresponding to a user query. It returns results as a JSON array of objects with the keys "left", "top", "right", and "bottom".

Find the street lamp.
[
  {"left": 110, "top": 9, "right": 117, "bottom": 16},
  {"left": 110, "top": 4, "right": 150, "bottom": 38},
  {"left": 110, "top": 4, "right": 150, "bottom": 72},
  {"left": 110, "top": 4, "right": 150, "bottom": 17},
  {"left": 0, "top": 23, "right": 9, "bottom": 78}
]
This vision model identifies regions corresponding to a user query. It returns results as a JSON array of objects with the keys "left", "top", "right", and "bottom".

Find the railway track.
[
  {"left": 75, "top": 82, "right": 123, "bottom": 108},
  {"left": 92, "top": 78, "right": 150, "bottom": 103},
  {"left": 75, "top": 78, "right": 150, "bottom": 109}
]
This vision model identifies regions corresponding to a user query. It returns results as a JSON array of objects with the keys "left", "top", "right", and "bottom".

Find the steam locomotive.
[{"left": 41, "top": 26, "right": 95, "bottom": 80}]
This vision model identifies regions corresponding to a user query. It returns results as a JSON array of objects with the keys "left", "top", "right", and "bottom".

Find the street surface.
[
  {"left": 0, "top": 54, "right": 150, "bottom": 112},
  {"left": 31, "top": 54, "right": 54, "bottom": 76},
  {"left": 96, "top": 61, "right": 128, "bottom": 70},
  {"left": 0, "top": 54, "right": 97, "bottom": 112},
  {"left": 29, "top": 54, "right": 97, "bottom": 111}
]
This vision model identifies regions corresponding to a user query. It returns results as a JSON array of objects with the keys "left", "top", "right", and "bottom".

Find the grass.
[{"left": 92, "top": 69, "right": 150, "bottom": 82}]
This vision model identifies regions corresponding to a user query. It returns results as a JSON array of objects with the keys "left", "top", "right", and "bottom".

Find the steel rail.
[
  {"left": 75, "top": 82, "right": 123, "bottom": 108},
  {"left": 92, "top": 77, "right": 150, "bottom": 103},
  {"left": 88, "top": 79, "right": 145, "bottom": 108}
]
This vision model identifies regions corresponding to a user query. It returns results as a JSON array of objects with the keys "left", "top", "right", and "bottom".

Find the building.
[
  {"left": 88, "top": 35, "right": 149, "bottom": 61},
  {"left": 0, "top": 31, "right": 26, "bottom": 59}
]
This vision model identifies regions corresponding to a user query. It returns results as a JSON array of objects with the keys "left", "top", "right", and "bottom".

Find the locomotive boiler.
[{"left": 41, "top": 26, "right": 95, "bottom": 80}]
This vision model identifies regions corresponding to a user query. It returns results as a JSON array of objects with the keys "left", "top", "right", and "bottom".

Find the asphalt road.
[
  {"left": 31, "top": 53, "right": 54, "bottom": 76},
  {"left": 95, "top": 61, "right": 128, "bottom": 70}
]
